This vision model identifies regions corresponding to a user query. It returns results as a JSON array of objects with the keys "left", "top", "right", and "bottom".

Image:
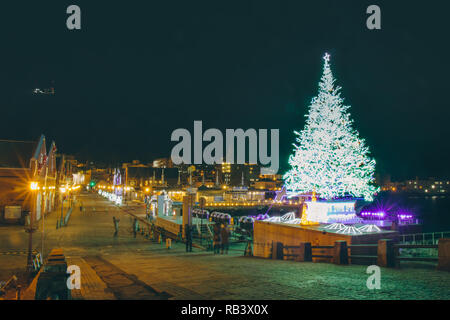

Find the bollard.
[
  {"left": 16, "top": 285, "right": 21, "bottom": 300},
  {"left": 377, "top": 239, "right": 397, "bottom": 268},
  {"left": 437, "top": 238, "right": 450, "bottom": 272},
  {"left": 272, "top": 241, "right": 284, "bottom": 260},
  {"left": 296, "top": 242, "right": 312, "bottom": 262},
  {"left": 244, "top": 241, "right": 253, "bottom": 257},
  {"left": 333, "top": 240, "right": 349, "bottom": 265}
]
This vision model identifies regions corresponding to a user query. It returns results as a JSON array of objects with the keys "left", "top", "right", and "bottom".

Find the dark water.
[
  {"left": 406, "top": 196, "right": 450, "bottom": 233},
  {"left": 359, "top": 192, "right": 450, "bottom": 233},
  {"left": 226, "top": 193, "right": 450, "bottom": 233}
]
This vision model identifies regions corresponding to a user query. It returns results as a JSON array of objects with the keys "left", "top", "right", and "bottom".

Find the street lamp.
[
  {"left": 199, "top": 197, "right": 206, "bottom": 246},
  {"left": 58, "top": 187, "right": 67, "bottom": 228},
  {"left": 26, "top": 181, "right": 38, "bottom": 273},
  {"left": 30, "top": 181, "right": 39, "bottom": 191}
]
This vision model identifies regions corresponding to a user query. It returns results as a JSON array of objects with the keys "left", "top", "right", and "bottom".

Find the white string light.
[
  {"left": 283, "top": 53, "right": 379, "bottom": 201},
  {"left": 357, "top": 224, "right": 381, "bottom": 233},
  {"left": 336, "top": 226, "right": 363, "bottom": 235},
  {"left": 322, "top": 223, "right": 346, "bottom": 230}
]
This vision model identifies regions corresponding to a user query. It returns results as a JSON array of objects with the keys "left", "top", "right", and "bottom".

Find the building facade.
[{"left": 0, "top": 135, "right": 58, "bottom": 224}]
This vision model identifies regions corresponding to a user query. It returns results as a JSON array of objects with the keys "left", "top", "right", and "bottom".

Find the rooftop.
[{"left": 0, "top": 139, "right": 37, "bottom": 169}]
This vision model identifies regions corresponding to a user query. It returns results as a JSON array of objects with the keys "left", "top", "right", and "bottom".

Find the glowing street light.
[{"left": 30, "top": 181, "right": 39, "bottom": 191}]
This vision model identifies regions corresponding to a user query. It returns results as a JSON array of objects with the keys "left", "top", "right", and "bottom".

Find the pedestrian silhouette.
[
  {"left": 113, "top": 216, "right": 120, "bottom": 237},
  {"left": 185, "top": 224, "right": 193, "bottom": 252},
  {"left": 133, "top": 218, "right": 139, "bottom": 238},
  {"left": 213, "top": 223, "right": 221, "bottom": 254},
  {"left": 220, "top": 224, "right": 229, "bottom": 254}
]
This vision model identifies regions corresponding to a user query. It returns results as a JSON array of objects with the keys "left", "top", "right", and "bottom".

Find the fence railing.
[
  {"left": 263, "top": 238, "right": 449, "bottom": 270},
  {"left": 400, "top": 231, "right": 450, "bottom": 245}
]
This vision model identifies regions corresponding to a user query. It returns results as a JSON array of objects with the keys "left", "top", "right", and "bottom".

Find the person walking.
[
  {"left": 220, "top": 224, "right": 229, "bottom": 254},
  {"left": 185, "top": 224, "right": 193, "bottom": 252},
  {"left": 213, "top": 223, "right": 221, "bottom": 254},
  {"left": 133, "top": 218, "right": 138, "bottom": 238},
  {"left": 113, "top": 216, "right": 120, "bottom": 237}
]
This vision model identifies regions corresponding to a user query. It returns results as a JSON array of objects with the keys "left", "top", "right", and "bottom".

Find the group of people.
[
  {"left": 185, "top": 222, "right": 230, "bottom": 254},
  {"left": 113, "top": 218, "right": 231, "bottom": 254},
  {"left": 213, "top": 223, "right": 230, "bottom": 254}
]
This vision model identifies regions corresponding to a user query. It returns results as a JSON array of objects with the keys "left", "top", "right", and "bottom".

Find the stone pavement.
[
  {"left": 81, "top": 255, "right": 169, "bottom": 299},
  {"left": 67, "top": 257, "right": 115, "bottom": 300},
  {"left": 1, "top": 192, "right": 449, "bottom": 300},
  {"left": 101, "top": 240, "right": 450, "bottom": 300}
]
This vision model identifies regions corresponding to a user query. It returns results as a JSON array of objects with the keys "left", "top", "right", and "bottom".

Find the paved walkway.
[
  {"left": 102, "top": 240, "right": 450, "bottom": 300},
  {"left": 67, "top": 257, "right": 116, "bottom": 300},
  {"left": 1, "top": 192, "right": 449, "bottom": 300}
]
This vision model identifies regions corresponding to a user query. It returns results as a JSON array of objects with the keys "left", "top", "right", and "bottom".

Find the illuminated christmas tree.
[{"left": 284, "top": 53, "right": 379, "bottom": 201}]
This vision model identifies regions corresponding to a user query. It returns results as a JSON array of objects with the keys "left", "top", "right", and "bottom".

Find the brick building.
[{"left": 0, "top": 135, "right": 57, "bottom": 224}]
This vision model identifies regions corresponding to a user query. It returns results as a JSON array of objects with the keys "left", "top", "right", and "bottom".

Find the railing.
[
  {"left": 263, "top": 238, "right": 448, "bottom": 269},
  {"left": 400, "top": 231, "right": 450, "bottom": 245},
  {"left": 205, "top": 200, "right": 303, "bottom": 208},
  {"left": 394, "top": 243, "right": 439, "bottom": 262},
  {"left": 32, "top": 252, "right": 43, "bottom": 271},
  {"left": 311, "top": 245, "right": 334, "bottom": 259},
  {"left": 348, "top": 244, "right": 378, "bottom": 261}
]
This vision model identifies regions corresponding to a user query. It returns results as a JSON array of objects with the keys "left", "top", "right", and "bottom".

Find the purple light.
[
  {"left": 248, "top": 213, "right": 269, "bottom": 221},
  {"left": 361, "top": 211, "right": 385, "bottom": 219}
]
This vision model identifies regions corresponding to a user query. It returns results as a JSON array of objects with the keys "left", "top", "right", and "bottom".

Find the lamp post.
[
  {"left": 59, "top": 187, "right": 66, "bottom": 228},
  {"left": 26, "top": 182, "right": 39, "bottom": 273},
  {"left": 199, "top": 197, "right": 206, "bottom": 246}
]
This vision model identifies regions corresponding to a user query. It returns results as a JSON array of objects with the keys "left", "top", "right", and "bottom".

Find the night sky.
[{"left": 0, "top": 1, "right": 449, "bottom": 180}]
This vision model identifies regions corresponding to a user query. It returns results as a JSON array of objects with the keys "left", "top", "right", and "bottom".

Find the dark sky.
[{"left": 0, "top": 1, "right": 449, "bottom": 180}]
